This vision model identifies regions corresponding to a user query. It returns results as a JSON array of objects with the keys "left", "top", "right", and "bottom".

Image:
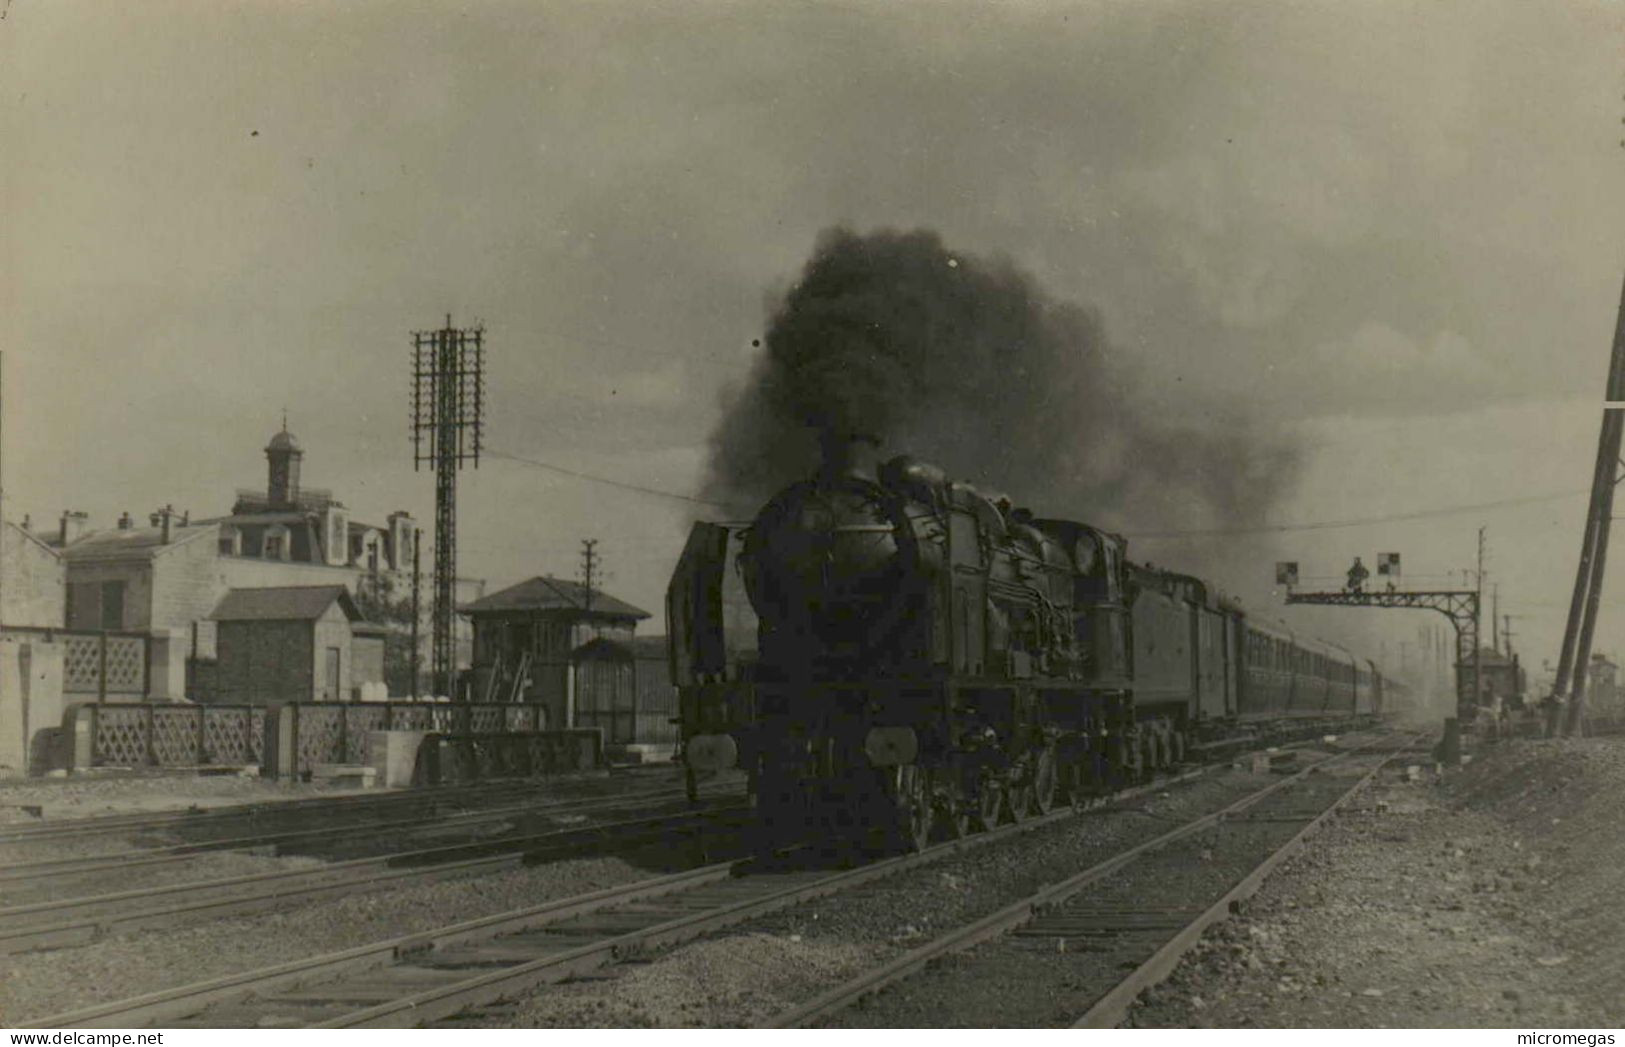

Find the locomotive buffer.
[{"left": 1283, "top": 586, "right": 1481, "bottom": 722}]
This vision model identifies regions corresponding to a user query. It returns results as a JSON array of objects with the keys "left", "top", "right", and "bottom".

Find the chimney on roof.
[
  {"left": 181, "top": 510, "right": 190, "bottom": 526},
  {"left": 159, "top": 504, "right": 174, "bottom": 544},
  {"left": 58, "top": 510, "right": 88, "bottom": 546},
  {"left": 21, "top": 514, "right": 30, "bottom": 531},
  {"left": 117, "top": 512, "right": 133, "bottom": 531}
]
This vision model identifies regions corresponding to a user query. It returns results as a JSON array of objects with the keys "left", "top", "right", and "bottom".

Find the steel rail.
[
  {"left": 756, "top": 736, "right": 1402, "bottom": 1028},
  {"left": 0, "top": 767, "right": 696, "bottom": 846},
  {"left": 315, "top": 782, "right": 1161, "bottom": 1030},
  {"left": 13, "top": 733, "right": 1386, "bottom": 1029},
  {"left": 319, "top": 744, "right": 1368, "bottom": 1031},
  {"left": 0, "top": 802, "right": 751, "bottom": 955},
  {"left": 1069, "top": 738, "right": 1412, "bottom": 1028},
  {"left": 0, "top": 777, "right": 578, "bottom": 845},
  {"left": 21, "top": 760, "right": 1219, "bottom": 1029},
  {"left": 19, "top": 861, "right": 742, "bottom": 1030},
  {"left": 0, "top": 780, "right": 727, "bottom": 882}
]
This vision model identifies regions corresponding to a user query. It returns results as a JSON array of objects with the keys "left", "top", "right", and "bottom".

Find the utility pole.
[
  {"left": 580, "top": 539, "right": 598, "bottom": 615},
  {"left": 1476, "top": 527, "right": 1485, "bottom": 715},
  {"left": 1491, "top": 584, "right": 1500, "bottom": 653},
  {"left": 1551, "top": 271, "right": 1625, "bottom": 736},
  {"left": 411, "top": 316, "right": 485, "bottom": 699},
  {"left": 1, "top": 350, "right": 6, "bottom": 628}
]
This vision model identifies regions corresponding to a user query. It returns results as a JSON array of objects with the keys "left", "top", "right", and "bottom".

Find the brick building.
[
  {"left": 210, "top": 585, "right": 384, "bottom": 704},
  {"left": 463, "top": 577, "right": 650, "bottom": 743}
]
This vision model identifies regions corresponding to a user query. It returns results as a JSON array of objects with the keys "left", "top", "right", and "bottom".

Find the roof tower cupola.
[{"left": 266, "top": 415, "right": 304, "bottom": 507}]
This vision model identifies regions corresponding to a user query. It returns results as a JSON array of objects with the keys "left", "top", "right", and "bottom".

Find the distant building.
[
  {"left": 36, "top": 425, "right": 484, "bottom": 699},
  {"left": 1464, "top": 646, "right": 1527, "bottom": 712},
  {"left": 630, "top": 634, "right": 678, "bottom": 748},
  {"left": 463, "top": 577, "right": 650, "bottom": 743},
  {"left": 1588, "top": 652, "right": 1618, "bottom": 712},
  {"left": 216, "top": 426, "right": 419, "bottom": 583},
  {"left": 1, "top": 520, "right": 68, "bottom": 775},
  {"left": 2, "top": 519, "right": 65, "bottom": 628}
]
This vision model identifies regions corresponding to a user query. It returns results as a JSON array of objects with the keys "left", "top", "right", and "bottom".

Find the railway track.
[
  {"left": 20, "top": 739, "right": 1332, "bottom": 1029},
  {"left": 761, "top": 730, "right": 1425, "bottom": 1028},
  {"left": 0, "top": 794, "right": 750, "bottom": 956},
  {"left": 0, "top": 779, "right": 729, "bottom": 887},
  {"left": 0, "top": 768, "right": 700, "bottom": 849}
]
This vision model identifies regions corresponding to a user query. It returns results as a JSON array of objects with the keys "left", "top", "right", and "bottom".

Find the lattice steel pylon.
[
  {"left": 1284, "top": 588, "right": 1481, "bottom": 721},
  {"left": 412, "top": 316, "right": 485, "bottom": 698}
]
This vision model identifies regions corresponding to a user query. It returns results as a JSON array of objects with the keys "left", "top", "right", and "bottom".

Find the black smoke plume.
[{"left": 704, "top": 227, "right": 1302, "bottom": 547}]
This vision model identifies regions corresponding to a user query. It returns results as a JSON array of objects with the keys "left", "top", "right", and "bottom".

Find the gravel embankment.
[{"left": 1125, "top": 736, "right": 1625, "bottom": 1028}]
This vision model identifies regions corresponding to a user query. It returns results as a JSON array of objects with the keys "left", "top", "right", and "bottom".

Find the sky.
[{"left": 2, "top": 0, "right": 1622, "bottom": 692}]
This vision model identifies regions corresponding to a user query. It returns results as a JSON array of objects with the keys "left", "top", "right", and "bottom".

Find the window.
[
  {"left": 65, "top": 580, "right": 126, "bottom": 630},
  {"left": 99, "top": 581, "right": 125, "bottom": 630},
  {"left": 264, "top": 534, "right": 284, "bottom": 560}
]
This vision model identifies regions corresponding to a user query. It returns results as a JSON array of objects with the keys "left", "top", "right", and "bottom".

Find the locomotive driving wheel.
[
  {"left": 942, "top": 780, "right": 973, "bottom": 839},
  {"left": 893, "top": 765, "right": 933, "bottom": 853},
  {"left": 1030, "top": 745, "right": 1058, "bottom": 815},
  {"left": 976, "top": 777, "right": 1004, "bottom": 830},
  {"left": 1006, "top": 765, "right": 1033, "bottom": 823}
]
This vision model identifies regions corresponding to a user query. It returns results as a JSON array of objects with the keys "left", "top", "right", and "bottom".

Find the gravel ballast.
[
  {"left": 1, "top": 855, "right": 656, "bottom": 1023},
  {"left": 472, "top": 747, "right": 1361, "bottom": 1028}
]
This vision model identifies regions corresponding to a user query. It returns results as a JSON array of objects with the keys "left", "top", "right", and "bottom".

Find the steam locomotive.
[{"left": 667, "top": 435, "right": 1399, "bottom": 852}]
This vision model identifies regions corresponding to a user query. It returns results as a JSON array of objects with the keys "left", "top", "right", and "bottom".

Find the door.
[{"left": 325, "top": 647, "right": 341, "bottom": 702}]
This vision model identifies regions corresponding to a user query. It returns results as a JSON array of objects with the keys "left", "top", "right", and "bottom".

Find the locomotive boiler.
[{"left": 668, "top": 436, "right": 1394, "bottom": 852}]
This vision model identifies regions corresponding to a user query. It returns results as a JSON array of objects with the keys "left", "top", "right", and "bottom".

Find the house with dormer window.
[{"left": 40, "top": 424, "right": 483, "bottom": 701}]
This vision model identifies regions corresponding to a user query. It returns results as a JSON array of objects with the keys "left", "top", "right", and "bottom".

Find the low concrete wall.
[
  {"left": 367, "top": 729, "right": 428, "bottom": 788},
  {"left": 420, "top": 728, "right": 604, "bottom": 785},
  {"left": 0, "top": 635, "right": 66, "bottom": 776}
]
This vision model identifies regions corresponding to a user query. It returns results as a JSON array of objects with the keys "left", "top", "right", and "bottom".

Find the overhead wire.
[
  {"left": 1128, "top": 487, "right": 1587, "bottom": 539},
  {"left": 484, "top": 448, "right": 751, "bottom": 512},
  {"left": 487, "top": 445, "right": 1586, "bottom": 539}
]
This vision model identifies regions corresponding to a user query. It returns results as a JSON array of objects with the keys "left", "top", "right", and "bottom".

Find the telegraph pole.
[
  {"left": 1491, "top": 584, "right": 1500, "bottom": 653},
  {"left": 580, "top": 539, "right": 598, "bottom": 614},
  {"left": 411, "top": 316, "right": 485, "bottom": 698},
  {"left": 1475, "top": 527, "right": 1485, "bottom": 715},
  {"left": 1, "top": 351, "right": 6, "bottom": 626},
  {"left": 1551, "top": 271, "right": 1625, "bottom": 735}
]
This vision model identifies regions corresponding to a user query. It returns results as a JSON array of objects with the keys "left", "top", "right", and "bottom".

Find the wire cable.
[
  {"left": 1129, "top": 488, "right": 1587, "bottom": 539},
  {"left": 485, "top": 449, "right": 750, "bottom": 512}
]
